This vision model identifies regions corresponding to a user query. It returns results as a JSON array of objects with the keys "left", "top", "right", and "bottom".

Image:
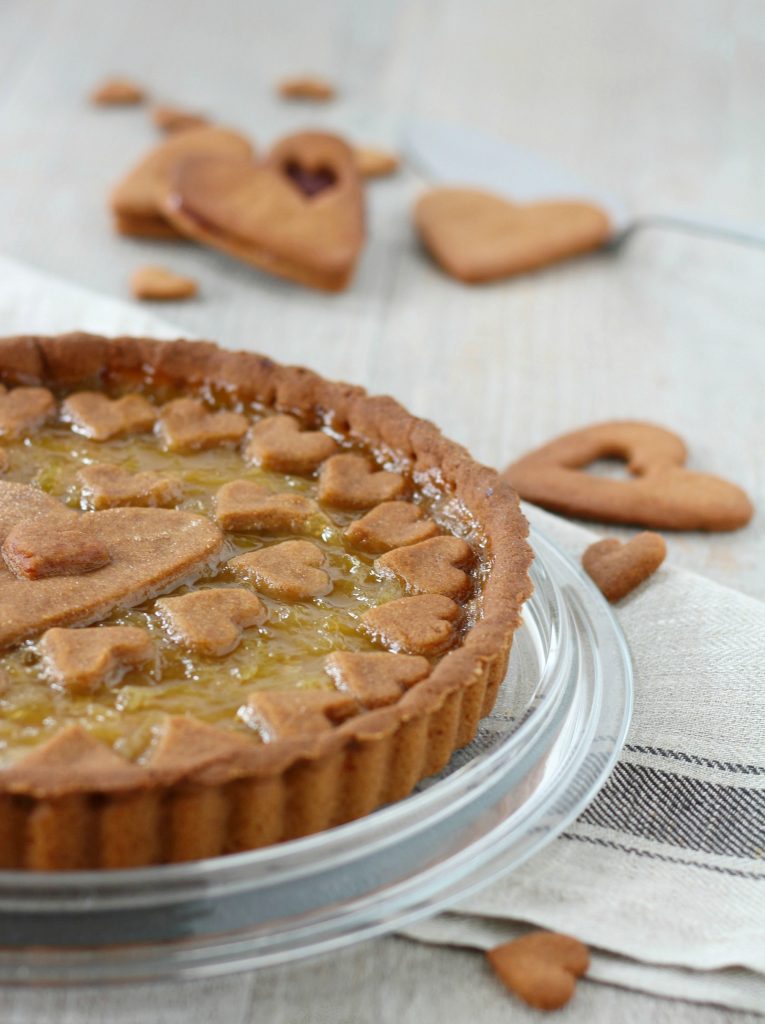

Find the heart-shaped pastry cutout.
[
  {"left": 345, "top": 501, "right": 439, "bottom": 553},
  {"left": 415, "top": 188, "right": 611, "bottom": 282},
  {"left": 0, "top": 386, "right": 56, "bottom": 438},
  {"left": 318, "top": 454, "right": 406, "bottom": 509},
  {"left": 110, "top": 125, "right": 255, "bottom": 238},
  {"left": 215, "top": 480, "right": 323, "bottom": 534},
  {"left": 157, "top": 588, "right": 266, "bottom": 656},
  {"left": 325, "top": 651, "right": 430, "bottom": 708},
  {"left": 0, "top": 481, "right": 223, "bottom": 648},
  {"left": 3, "top": 519, "right": 110, "bottom": 579},
  {"left": 228, "top": 539, "right": 332, "bottom": 600},
  {"left": 62, "top": 392, "right": 157, "bottom": 440},
  {"left": 504, "top": 421, "right": 753, "bottom": 531},
  {"left": 375, "top": 535, "right": 474, "bottom": 600},
  {"left": 158, "top": 398, "right": 248, "bottom": 451},
  {"left": 582, "top": 531, "right": 666, "bottom": 602},
  {"left": 244, "top": 414, "right": 339, "bottom": 475},
  {"left": 487, "top": 931, "right": 590, "bottom": 1010},
  {"left": 161, "top": 131, "right": 365, "bottom": 292},
  {"left": 40, "top": 626, "right": 155, "bottom": 693},
  {"left": 245, "top": 688, "right": 357, "bottom": 742},
  {"left": 361, "top": 594, "right": 461, "bottom": 655},
  {"left": 130, "top": 265, "right": 198, "bottom": 301}
]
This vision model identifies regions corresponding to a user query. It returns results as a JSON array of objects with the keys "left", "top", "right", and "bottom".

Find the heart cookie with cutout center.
[
  {"left": 415, "top": 188, "right": 611, "bottom": 283},
  {"left": 161, "top": 131, "right": 365, "bottom": 291},
  {"left": 582, "top": 531, "right": 666, "bottom": 602},
  {"left": 0, "top": 481, "right": 223, "bottom": 648},
  {"left": 504, "top": 420, "right": 753, "bottom": 531}
]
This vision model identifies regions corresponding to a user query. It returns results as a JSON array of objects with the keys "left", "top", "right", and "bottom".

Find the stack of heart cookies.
[{"left": 110, "top": 126, "right": 365, "bottom": 292}]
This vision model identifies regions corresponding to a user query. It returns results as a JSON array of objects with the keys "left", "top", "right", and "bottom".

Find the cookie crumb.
[{"left": 355, "top": 146, "right": 399, "bottom": 178}]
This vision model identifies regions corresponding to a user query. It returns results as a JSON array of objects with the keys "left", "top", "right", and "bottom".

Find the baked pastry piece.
[
  {"left": 161, "top": 131, "right": 365, "bottom": 291},
  {"left": 0, "top": 334, "right": 532, "bottom": 869},
  {"left": 110, "top": 126, "right": 255, "bottom": 238}
]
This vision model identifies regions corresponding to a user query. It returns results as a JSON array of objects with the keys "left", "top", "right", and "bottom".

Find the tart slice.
[{"left": 0, "top": 334, "right": 532, "bottom": 869}]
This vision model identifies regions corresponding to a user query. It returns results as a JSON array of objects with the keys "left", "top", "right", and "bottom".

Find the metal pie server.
[{"left": 404, "top": 119, "right": 765, "bottom": 251}]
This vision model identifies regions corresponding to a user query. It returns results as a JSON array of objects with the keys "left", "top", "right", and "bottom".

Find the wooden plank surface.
[{"left": 0, "top": 2, "right": 763, "bottom": 1020}]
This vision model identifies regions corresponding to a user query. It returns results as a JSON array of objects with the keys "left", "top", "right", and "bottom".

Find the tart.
[{"left": 0, "top": 334, "right": 532, "bottom": 870}]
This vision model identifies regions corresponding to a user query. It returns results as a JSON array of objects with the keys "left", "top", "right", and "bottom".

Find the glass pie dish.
[{"left": 0, "top": 525, "right": 631, "bottom": 984}]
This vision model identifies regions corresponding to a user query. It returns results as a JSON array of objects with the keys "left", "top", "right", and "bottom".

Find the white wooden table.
[{"left": 0, "top": 1, "right": 763, "bottom": 1020}]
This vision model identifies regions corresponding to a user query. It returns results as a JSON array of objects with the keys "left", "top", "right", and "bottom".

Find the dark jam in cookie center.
[{"left": 283, "top": 160, "right": 338, "bottom": 198}]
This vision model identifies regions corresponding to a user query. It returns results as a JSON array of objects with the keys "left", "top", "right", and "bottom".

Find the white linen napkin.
[{"left": 1, "top": 254, "right": 763, "bottom": 1014}]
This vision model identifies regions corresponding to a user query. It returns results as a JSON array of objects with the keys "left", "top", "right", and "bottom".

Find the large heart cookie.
[
  {"left": 110, "top": 126, "right": 255, "bottom": 238},
  {"left": 415, "top": 188, "right": 611, "bottom": 282},
  {"left": 161, "top": 131, "right": 365, "bottom": 291},
  {"left": 0, "top": 481, "right": 223, "bottom": 648},
  {"left": 504, "top": 421, "right": 753, "bottom": 531}
]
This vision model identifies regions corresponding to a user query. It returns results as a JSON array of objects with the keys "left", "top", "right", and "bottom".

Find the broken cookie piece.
[
  {"left": 40, "top": 626, "right": 155, "bottom": 693},
  {"left": 244, "top": 415, "right": 339, "bottom": 475},
  {"left": 228, "top": 540, "right": 332, "bottom": 600},
  {"left": 354, "top": 146, "right": 400, "bottom": 179},
  {"left": 325, "top": 651, "right": 430, "bottom": 708},
  {"left": 345, "top": 501, "right": 439, "bottom": 553},
  {"left": 78, "top": 464, "right": 183, "bottom": 510},
  {"left": 0, "top": 387, "right": 56, "bottom": 438},
  {"left": 215, "top": 480, "right": 323, "bottom": 534},
  {"left": 158, "top": 398, "right": 248, "bottom": 452},
  {"left": 157, "top": 587, "right": 266, "bottom": 657},
  {"left": 62, "top": 392, "right": 157, "bottom": 441},
  {"left": 361, "top": 594, "right": 461, "bottom": 656},
  {"left": 375, "top": 536, "right": 474, "bottom": 600},
  {"left": 244, "top": 688, "right": 357, "bottom": 741},
  {"left": 318, "top": 454, "right": 406, "bottom": 509},
  {"left": 3, "top": 518, "right": 111, "bottom": 580}
]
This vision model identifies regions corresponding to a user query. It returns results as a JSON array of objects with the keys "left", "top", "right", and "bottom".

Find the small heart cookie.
[
  {"left": 504, "top": 421, "right": 753, "bottom": 531},
  {"left": 277, "top": 76, "right": 336, "bottom": 101},
  {"left": 3, "top": 520, "right": 110, "bottom": 580},
  {"left": 40, "top": 626, "right": 155, "bottom": 693},
  {"left": 110, "top": 125, "right": 255, "bottom": 238},
  {"left": 375, "top": 536, "right": 474, "bottom": 600},
  {"left": 487, "top": 931, "right": 590, "bottom": 1010},
  {"left": 158, "top": 398, "right": 248, "bottom": 451},
  {"left": 62, "top": 392, "right": 157, "bottom": 440},
  {"left": 582, "top": 531, "right": 666, "bottom": 602},
  {"left": 157, "top": 588, "right": 266, "bottom": 656},
  {"left": 325, "top": 651, "right": 430, "bottom": 708},
  {"left": 361, "top": 594, "right": 461, "bottom": 655},
  {"left": 91, "top": 77, "right": 144, "bottom": 106},
  {"left": 161, "top": 131, "right": 364, "bottom": 292},
  {"left": 318, "top": 454, "right": 406, "bottom": 509},
  {"left": 345, "top": 501, "right": 439, "bottom": 553},
  {"left": 228, "top": 539, "right": 332, "bottom": 600},
  {"left": 245, "top": 414, "right": 339, "bottom": 475},
  {"left": 415, "top": 188, "right": 611, "bottom": 282},
  {"left": 215, "top": 480, "right": 322, "bottom": 534},
  {"left": 151, "top": 105, "right": 208, "bottom": 134},
  {"left": 0, "top": 386, "right": 56, "bottom": 438},
  {"left": 130, "top": 265, "right": 198, "bottom": 301},
  {"left": 245, "top": 688, "right": 357, "bottom": 742},
  {"left": 354, "top": 146, "right": 399, "bottom": 179}
]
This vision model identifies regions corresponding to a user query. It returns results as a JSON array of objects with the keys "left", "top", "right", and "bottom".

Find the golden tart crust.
[{"left": 0, "top": 333, "right": 532, "bottom": 870}]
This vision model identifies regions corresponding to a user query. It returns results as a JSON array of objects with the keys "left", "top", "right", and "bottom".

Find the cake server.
[{"left": 404, "top": 119, "right": 765, "bottom": 251}]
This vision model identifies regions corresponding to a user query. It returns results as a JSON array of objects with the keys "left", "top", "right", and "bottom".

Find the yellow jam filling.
[{"left": 0, "top": 399, "right": 481, "bottom": 763}]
